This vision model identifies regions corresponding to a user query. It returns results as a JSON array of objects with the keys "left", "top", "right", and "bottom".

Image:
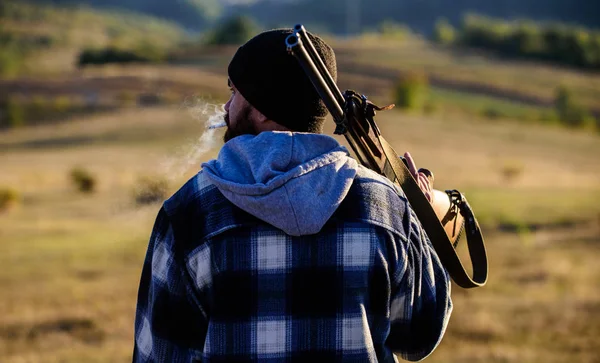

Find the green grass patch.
[
  {"left": 428, "top": 87, "right": 553, "bottom": 122},
  {"left": 337, "top": 38, "right": 600, "bottom": 111},
  {"left": 463, "top": 187, "right": 600, "bottom": 230}
]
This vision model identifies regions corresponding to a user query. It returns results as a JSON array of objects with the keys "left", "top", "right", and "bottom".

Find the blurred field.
[
  {"left": 171, "top": 38, "right": 600, "bottom": 125},
  {"left": 337, "top": 37, "right": 600, "bottom": 110},
  {"left": 1, "top": 98, "right": 599, "bottom": 361},
  {"left": 2, "top": 2, "right": 600, "bottom": 361}
]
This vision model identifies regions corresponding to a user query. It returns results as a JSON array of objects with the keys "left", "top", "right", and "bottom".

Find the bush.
[
  {"left": 482, "top": 107, "right": 504, "bottom": 120},
  {"left": 0, "top": 187, "right": 19, "bottom": 212},
  {"left": 378, "top": 20, "right": 409, "bottom": 41},
  {"left": 137, "top": 93, "right": 162, "bottom": 107},
  {"left": 70, "top": 167, "right": 97, "bottom": 193},
  {"left": 53, "top": 96, "right": 71, "bottom": 114},
  {"left": 206, "top": 15, "right": 259, "bottom": 46},
  {"left": 433, "top": 18, "right": 456, "bottom": 45},
  {"left": 500, "top": 160, "right": 524, "bottom": 183},
  {"left": 5, "top": 97, "right": 24, "bottom": 128},
  {"left": 29, "top": 95, "right": 48, "bottom": 120},
  {"left": 0, "top": 47, "right": 22, "bottom": 77},
  {"left": 77, "top": 47, "right": 160, "bottom": 67},
  {"left": 554, "top": 85, "right": 596, "bottom": 128},
  {"left": 116, "top": 91, "right": 137, "bottom": 107},
  {"left": 393, "top": 71, "right": 429, "bottom": 111},
  {"left": 555, "top": 85, "right": 572, "bottom": 114},
  {"left": 134, "top": 176, "right": 169, "bottom": 205},
  {"left": 1, "top": 95, "right": 86, "bottom": 126},
  {"left": 0, "top": 25, "right": 21, "bottom": 76}
]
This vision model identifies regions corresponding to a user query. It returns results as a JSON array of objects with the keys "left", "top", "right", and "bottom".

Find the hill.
[
  {"left": 7, "top": 0, "right": 222, "bottom": 29},
  {"left": 0, "top": 1, "right": 188, "bottom": 76},
  {"left": 7, "top": 0, "right": 599, "bottom": 35},
  {"left": 227, "top": 0, "right": 599, "bottom": 35}
]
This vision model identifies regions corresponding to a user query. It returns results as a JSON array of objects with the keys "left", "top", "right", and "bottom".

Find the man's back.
[{"left": 133, "top": 132, "right": 451, "bottom": 362}]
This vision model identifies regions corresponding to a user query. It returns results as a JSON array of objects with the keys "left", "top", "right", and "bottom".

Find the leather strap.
[{"left": 378, "top": 136, "right": 488, "bottom": 288}]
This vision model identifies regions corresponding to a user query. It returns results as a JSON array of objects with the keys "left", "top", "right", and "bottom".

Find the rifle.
[{"left": 286, "top": 24, "right": 488, "bottom": 289}]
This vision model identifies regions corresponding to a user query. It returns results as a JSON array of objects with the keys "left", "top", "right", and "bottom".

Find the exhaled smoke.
[{"left": 160, "top": 99, "right": 226, "bottom": 180}]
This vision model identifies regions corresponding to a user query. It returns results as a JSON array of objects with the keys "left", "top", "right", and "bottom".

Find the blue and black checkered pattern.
[{"left": 133, "top": 167, "right": 452, "bottom": 362}]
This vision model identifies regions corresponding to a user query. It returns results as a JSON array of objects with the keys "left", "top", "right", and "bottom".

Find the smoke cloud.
[{"left": 160, "top": 99, "right": 226, "bottom": 180}]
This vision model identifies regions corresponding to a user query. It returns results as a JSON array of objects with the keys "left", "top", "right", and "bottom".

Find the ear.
[
  {"left": 250, "top": 106, "right": 290, "bottom": 132},
  {"left": 252, "top": 108, "right": 269, "bottom": 125}
]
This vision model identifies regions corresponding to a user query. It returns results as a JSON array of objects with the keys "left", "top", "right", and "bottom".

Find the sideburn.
[{"left": 223, "top": 104, "right": 258, "bottom": 143}]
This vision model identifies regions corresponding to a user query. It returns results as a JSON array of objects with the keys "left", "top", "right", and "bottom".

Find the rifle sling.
[{"left": 378, "top": 136, "right": 488, "bottom": 288}]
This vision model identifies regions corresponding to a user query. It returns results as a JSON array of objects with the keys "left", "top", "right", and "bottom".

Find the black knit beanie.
[{"left": 227, "top": 28, "right": 337, "bottom": 133}]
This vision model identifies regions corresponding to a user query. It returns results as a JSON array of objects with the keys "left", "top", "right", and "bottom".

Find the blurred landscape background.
[{"left": 0, "top": 0, "right": 599, "bottom": 362}]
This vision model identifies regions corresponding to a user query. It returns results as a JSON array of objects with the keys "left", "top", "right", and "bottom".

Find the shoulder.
[
  {"left": 334, "top": 165, "right": 412, "bottom": 238},
  {"left": 350, "top": 165, "right": 408, "bottom": 207},
  {"left": 163, "top": 170, "right": 215, "bottom": 216},
  {"left": 161, "top": 171, "right": 258, "bottom": 252},
  {"left": 353, "top": 165, "right": 404, "bottom": 194}
]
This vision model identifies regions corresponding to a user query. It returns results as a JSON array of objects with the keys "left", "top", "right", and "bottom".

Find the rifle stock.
[{"left": 286, "top": 24, "right": 488, "bottom": 288}]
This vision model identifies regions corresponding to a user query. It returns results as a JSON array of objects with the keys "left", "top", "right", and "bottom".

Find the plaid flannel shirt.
[{"left": 133, "top": 167, "right": 452, "bottom": 362}]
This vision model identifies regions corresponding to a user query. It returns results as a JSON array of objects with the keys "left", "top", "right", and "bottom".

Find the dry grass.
[
  {"left": 0, "top": 93, "right": 599, "bottom": 361},
  {"left": 2, "top": 4, "right": 596, "bottom": 361},
  {"left": 0, "top": 107, "right": 211, "bottom": 362},
  {"left": 332, "top": 37, "right": 600, "bottom": 110},
  {"left": 429, "top": 226, "right": 600, "bottom": 363}
]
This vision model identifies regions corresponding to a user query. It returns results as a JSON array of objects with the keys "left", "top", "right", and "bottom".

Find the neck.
[{"left": 256, "top": 120, "right": 292, "bottom": 133}]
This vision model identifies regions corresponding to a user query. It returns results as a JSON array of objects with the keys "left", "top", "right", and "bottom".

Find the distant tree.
[
  {"left": 460, "top": 14, "right": 493, "bottom": 48},
  {"left": 562, "top": 29, "right": 590, "bottom": 67},
  {"left": 206, "top": 15, "right": 259, "bottom": 46},
  {"left": 457, "top": 15, "right": 600, "bottom": 70},
  {"left": 542, "top": 24, "right": 569, "bottom": 62},
  {"left": 504, "top": 22, "right": 543, "bottom": 57},
  {"left": 6, "top": 0, "right": 600, "bottom": 35}
]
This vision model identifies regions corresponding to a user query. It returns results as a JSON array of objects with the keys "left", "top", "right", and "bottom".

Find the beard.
[{"left": 223, "top": 105, "right": 258, "bottom": 143}]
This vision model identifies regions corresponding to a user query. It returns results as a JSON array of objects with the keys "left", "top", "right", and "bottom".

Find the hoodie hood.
[{"left": 202, "top": 131, "right": 358, "bottom": 236}]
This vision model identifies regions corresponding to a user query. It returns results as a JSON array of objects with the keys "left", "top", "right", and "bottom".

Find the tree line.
[{"left": 435, "top": 14, "right": 600, "bottom": 70}]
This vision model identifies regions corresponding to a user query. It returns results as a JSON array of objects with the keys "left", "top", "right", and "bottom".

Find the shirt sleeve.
[
  {"left": 386, "top": 206, "right": 453, "bottom": 361},
  {"left": 133, "top": 207, "right": 207, "bottom": 363}
]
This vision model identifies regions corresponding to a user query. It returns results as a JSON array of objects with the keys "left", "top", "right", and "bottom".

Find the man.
[{"left": 133, "top": 28, "right": 451, "bottom": 362}]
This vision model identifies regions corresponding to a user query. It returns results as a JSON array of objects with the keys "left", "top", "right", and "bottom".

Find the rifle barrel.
[
  {"left": 285, "top": 33, "right": 345, "bottom": 124},
  {"left": 293, "top": 24, "right": 345, "bottom": 107}
]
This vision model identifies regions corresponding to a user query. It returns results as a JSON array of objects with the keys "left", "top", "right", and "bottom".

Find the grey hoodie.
[{"left": 201, "top": 131, "right": 358, "bottom": 236}]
